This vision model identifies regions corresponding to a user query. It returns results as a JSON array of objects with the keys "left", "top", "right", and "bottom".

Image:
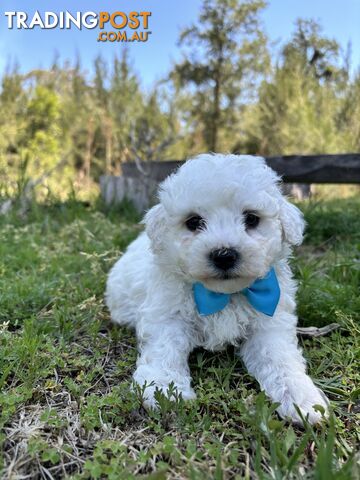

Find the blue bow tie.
[{"left": 193, "top": 267, "right": 280, "bottom": 317}]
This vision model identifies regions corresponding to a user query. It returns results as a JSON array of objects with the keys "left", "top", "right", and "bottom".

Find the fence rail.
[
  {"left": 101, "top": 154, "right": 360, "bottom": 211},
  {"left": 121, "top": 154, "right": 360, "bottom": 184}
]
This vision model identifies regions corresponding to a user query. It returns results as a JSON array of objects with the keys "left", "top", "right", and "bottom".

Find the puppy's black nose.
[{"left": 209, "top": 248, "right": 239, "bottom": 271}]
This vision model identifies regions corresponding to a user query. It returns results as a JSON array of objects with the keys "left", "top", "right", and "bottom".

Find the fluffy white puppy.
[{"left": 106, "top": 154, "right": 328, "bottom": 424}]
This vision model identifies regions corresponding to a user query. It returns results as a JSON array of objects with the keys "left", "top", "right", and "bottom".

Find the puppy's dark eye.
[
  {"left": 244, "top": 211, "right": 260, "bottom": 229},
  {"left": 185, "top": 215, "right": 206, "bottom": 232}
]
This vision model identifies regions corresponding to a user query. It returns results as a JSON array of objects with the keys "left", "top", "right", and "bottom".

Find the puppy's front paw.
[
  {"left": 133, "top": 367, "right": 196, "bottom": 409},
  {"left": 277, "top": 378, "right": 329, "bottom": 425},
  {"left": 142, "top": 384, "right": 196, "bottom": 410}
]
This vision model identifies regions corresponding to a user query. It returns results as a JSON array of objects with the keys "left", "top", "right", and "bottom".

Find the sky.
[{"left": 0, "top": 0, "right": 359, "bottom": 87}]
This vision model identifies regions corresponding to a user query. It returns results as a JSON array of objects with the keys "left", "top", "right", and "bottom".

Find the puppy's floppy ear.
[
  {"left": 279, "top": 197, "right": 305, "bottom": 246},
  {"left": 143, "top": 203, "right": 167, "bottom": 253}
]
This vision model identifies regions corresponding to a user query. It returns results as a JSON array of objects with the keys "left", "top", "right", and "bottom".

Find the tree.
[
  {"left": 173, "top": 0, "right": 269, "bottom": 152},
  {"left": 109, "top": 50, "right": 144, "bottom": 167},
  {"left": 23, "top": 85, "right": 61, "bottom": 175},
  {"left": 128, "top": 90, "right": 178, "bottom": 166},
  {"left": 340, "top": 72, "right": 360, "bottom": 151},
  {"left": 0, "top": 63, "right": 27, "bottom": 188},
  {"left": 238, "top": 18, "right": 350, "bottom": 156},
  {"left": 282, "top": 19, "right": 344, "bottom": 82}
]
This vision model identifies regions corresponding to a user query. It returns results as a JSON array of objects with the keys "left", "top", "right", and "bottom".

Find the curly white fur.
[{"left": 106, "top": 154, "right": 328, "bottom": 424}]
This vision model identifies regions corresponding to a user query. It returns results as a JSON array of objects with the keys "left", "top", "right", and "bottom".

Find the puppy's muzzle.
[{"left": 209, "top": 248, "right": 240, "bottom": 271}]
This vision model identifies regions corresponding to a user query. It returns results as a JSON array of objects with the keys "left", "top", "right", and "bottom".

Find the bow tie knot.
[{"left": 193, "top": 267, "right": 280, "bottom": 317}]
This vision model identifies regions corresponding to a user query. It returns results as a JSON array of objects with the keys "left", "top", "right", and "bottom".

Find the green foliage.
[
  {"left": 0, "top": 51, "right": 181, "bottom": 198},
  {"left": 0, "top": 198, "right": 359, "bottom": 478},
  {"left": 173, "top": 0, "right": 269, "bottom": 152},
  {"left": 238, "top": 19, "right": 360, "bottom": 156},
  {"left": 24, "top": 85, "right": 61, "bottom": 173}
]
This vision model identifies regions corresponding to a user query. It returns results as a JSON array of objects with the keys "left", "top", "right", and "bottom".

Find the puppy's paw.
[
  {"left": 143, "top": 385, "right": 196, "bottom": 410},
  {"left": 133, "top": 367, "right": 196, "bottom": 409},
  {"left": 139, "top": 383, "right": 197, "bottom": 410},
  {"left": 277, "top": 380, "right": 329, "bottom": 425}
]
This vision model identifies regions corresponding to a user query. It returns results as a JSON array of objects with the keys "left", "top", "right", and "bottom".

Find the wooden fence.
[{"left": 100, "top": 154, "right": 360, "bottom": 211}]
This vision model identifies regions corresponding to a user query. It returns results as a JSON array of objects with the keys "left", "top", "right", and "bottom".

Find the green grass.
[{"left": 0, "top": 197, "right": 359, "bottom": 479}]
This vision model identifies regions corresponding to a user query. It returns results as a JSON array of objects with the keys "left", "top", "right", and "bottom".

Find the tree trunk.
[
  {"left": 209, "top": 44, "right": 223, "bottom": 152},
  {"left": 84, "top": 117, "right": 94, "bottom": 180},
  {"left": 210, "top": 74, "right": 221, "bottom": 152},
  {"left": 105, "top": 118, "right": 112, "bottom": 174}
]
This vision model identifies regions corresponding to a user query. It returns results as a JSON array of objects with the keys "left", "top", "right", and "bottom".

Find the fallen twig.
[{"left": 296, "top": 323, "right": 340, "bottom": 337}]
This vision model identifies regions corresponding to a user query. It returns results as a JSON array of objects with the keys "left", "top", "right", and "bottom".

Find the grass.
[{"left": 0, "top": 197, "right": 359, "bottom": 479}]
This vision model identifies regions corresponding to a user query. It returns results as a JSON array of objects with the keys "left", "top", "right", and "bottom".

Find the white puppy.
[{"left": 106, "top": 154, "right": 328, "bottom": 424}]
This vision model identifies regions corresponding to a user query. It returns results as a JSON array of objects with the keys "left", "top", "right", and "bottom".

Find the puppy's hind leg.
[{"left": 105, "top": 265, "right": 138, "bottom": 328}]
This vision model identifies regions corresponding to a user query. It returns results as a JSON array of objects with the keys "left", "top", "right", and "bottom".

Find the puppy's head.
[{"left": 144, "top": 154, "right": 304, "bottom": 293}]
